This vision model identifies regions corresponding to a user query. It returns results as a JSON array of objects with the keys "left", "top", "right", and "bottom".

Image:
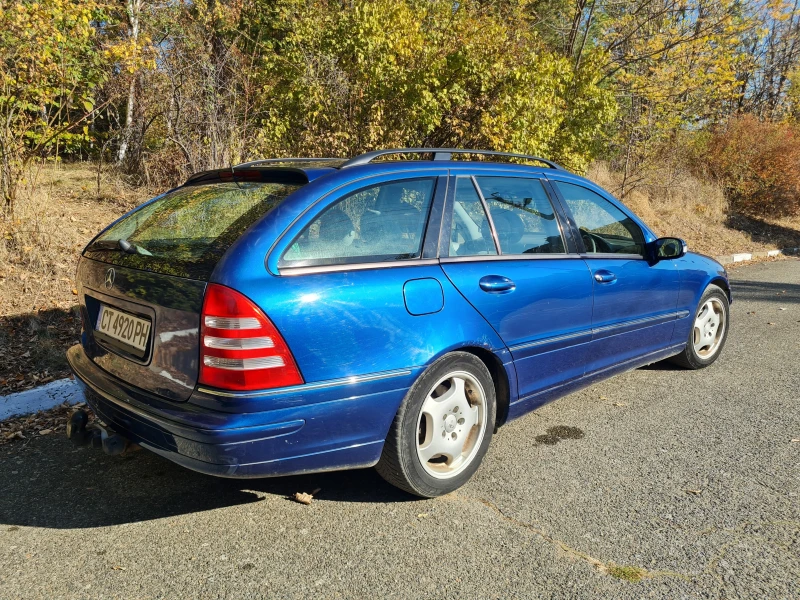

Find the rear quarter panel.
[{"left": 213, "top": 263, "right": 510, "bottom": 384}]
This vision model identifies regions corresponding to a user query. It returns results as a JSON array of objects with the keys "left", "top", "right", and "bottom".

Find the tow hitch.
[{"left": 66, "top": 409, "right": 136, "bottom": 456}]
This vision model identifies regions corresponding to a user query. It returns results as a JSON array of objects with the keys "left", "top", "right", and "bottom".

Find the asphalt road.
[{"left": 1, "top": 259, "right": 798, "bottom": 599}]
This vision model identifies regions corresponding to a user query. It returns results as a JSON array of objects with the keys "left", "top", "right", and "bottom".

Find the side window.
[
  {"left": 474, "top": 177, "right": 566, "bottom": 254},
  {"left": 449, "top": 177, "right": 497, "bottom": 257},
  {"left": 554, "top": 181, "right": 645, "bottom": 256},
  {"left": 281, "top": 178, "right": 435, "bottom": 268}
]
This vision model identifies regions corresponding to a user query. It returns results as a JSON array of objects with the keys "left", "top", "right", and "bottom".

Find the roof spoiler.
[{"left": 183, "top": 167, "right": 311, "bottom": 186}]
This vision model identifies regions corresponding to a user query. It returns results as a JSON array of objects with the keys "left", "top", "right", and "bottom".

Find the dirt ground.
[
  {"left": 1, "top": 163, "right": 799, "bottom": 397},
  {"left": 0, "top": 164, "right": 148, "bottom": 394}
]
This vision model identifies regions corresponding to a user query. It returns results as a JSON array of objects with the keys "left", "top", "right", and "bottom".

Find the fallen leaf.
[
  {"left": 293, "top": 492, "right": 314, "bottom": 505},
  {"left": 38, "top": 429, "right": 52, "bottom": 436},
  {"left": 111, "top": 565, "right": 126, "bottom": 571},
  {"left": 72, "top": 289, "right": 78, "bottom": 295}
]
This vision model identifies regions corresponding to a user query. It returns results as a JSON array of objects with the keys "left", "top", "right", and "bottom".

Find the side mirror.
[{"left": 651, "top": 237, "right": 687, "bottom": 260}]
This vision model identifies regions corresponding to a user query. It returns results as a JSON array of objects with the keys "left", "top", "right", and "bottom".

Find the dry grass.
[
  {"left": 0, "top": 162, "right": 150, "bottom": 316},
  {"left": 585, "top": 162, "right": 800, "bottom": 257},
  {"left": 0, "top": 163, "right": 150, "bottom": 394}
]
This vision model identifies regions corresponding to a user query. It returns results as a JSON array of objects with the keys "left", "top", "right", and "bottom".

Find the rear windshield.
[{"left": 84, "top": 182, "right": 301, "bottom": 279}]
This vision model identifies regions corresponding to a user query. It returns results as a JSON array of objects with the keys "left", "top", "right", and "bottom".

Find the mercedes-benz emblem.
[{"left": 104, "top": 268, "right": 116, "bottom": 290}]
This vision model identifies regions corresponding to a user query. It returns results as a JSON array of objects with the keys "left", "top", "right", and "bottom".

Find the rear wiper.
[
  {"left": 119, "top": 239, "right": 153, "bottom": 256},
  {"left": 85, "top": 238, "right": 152, "bottom": 256}
]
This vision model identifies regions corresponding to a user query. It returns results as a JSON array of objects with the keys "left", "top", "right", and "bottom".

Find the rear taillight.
[{"left": 199, "top": 284, "right": 303, "bottom": 391}]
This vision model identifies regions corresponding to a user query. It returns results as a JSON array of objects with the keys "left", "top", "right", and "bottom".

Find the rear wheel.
[
  {"left": 669, "top": 285, "right": 729, "bottom": 369},
  {"left": 376, "top": 352, "right": 496, "bottom": 497}
]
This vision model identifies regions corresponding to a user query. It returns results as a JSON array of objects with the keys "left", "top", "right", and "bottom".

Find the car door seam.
[{"left": 437, "top": 262, "right": 510, "bottom": 352}]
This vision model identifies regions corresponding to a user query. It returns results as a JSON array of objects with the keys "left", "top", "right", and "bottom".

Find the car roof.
[{"left": 182, "top": 149, "right": 578, "bottom": 186}]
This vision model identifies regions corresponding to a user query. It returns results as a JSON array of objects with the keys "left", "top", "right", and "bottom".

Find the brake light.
[{"left": 199, "top": 284, "right": 303, "bottom": 391}]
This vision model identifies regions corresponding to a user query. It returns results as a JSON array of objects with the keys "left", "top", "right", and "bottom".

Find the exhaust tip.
[
  {"left": 66, "top": 410, "right": 90, "bottom": 446},
  {"left": 66, "top": 410, "right": 133, "bottom": 456},
  {"left": 101, "top": 432, "right": 129, "bottom": 456}
]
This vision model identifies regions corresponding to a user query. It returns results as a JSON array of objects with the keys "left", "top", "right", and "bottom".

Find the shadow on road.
[
  {"left": 637, "top": 360, "right": 684, "bottom": 371},
  {"left": 0, "top": 436, "right": 413, "bottom": 530},
  {"left": 730, "top": 277, "right": 800, "bottom": 304}
]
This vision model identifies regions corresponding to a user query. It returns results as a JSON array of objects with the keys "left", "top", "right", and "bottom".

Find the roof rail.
[{"left": 339, "top": 148, "right": 566, "bottom": 170}]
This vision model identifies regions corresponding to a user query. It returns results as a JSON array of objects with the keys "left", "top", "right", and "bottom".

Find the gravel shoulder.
[{"left": 1, "top": 259, "right": 798, "bottom": 599}]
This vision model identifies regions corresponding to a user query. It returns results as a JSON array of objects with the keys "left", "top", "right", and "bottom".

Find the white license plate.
[{"left": 95, "top": 305, "right": 151, "bottom": 353}]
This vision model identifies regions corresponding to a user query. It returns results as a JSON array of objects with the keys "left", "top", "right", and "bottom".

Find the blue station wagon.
[{"left": 66, "top": 149, "right": 731, "bottom": 497}]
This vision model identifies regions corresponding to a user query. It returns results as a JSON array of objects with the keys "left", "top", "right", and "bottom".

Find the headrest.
[
  {"left": 481, "top": 208, "right": 524, "bottom": 250},
  {"left": 318, "top": 208, "right": 354, "bottom": 241}
]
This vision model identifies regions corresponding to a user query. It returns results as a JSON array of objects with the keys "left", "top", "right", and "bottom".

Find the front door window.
[{"left": 553, "top": 181, "right": 644, "bottom": 255}]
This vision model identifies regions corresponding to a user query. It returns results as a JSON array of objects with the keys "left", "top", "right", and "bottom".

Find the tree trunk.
[
  {"left": 116, "top": 0, "right": 143, "bottom": 164},
  {"left": 116, "top": 77, "right": 136, "bottom": 163}
]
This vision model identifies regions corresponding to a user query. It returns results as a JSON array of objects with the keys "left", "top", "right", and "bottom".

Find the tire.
[
  {"left": 376, "top": 352, "right": 496, "bottom": 497},
  {"left": 669, "top": 284, "right": 730, "bottom": 369}
]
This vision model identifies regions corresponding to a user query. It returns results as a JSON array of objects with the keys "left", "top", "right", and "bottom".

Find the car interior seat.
[{"left": 481, "top": 208, "right": 524, "bottom": 254}]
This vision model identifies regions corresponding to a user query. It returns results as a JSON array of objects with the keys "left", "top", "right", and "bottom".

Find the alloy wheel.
[
  {"left": 693, "top": 298, "right": 726, "bottom": 358},
  {"left": 416, "top": 371, "right": 488, "bottom": 479}
]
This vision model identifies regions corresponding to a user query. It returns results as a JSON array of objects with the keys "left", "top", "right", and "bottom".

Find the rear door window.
[
  {"left": 280, "top": 178, "right": 436, "bottom": 268},
  {"left": 85, "top": 182, "right": 301, "bottom": 279},
  {"left": 474, "top": 177, "right": 566, "bottom": 254},
  {"left": 449, "top": 177, "right": 498, "bottom": 257}
]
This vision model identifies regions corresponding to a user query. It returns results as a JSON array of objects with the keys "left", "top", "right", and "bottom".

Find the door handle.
[
  {"left": 479, "top": 275, "right": 516, "bottom": 293},
  {"left": 594, "top": 270, "right": 617, "bottom": 283}
]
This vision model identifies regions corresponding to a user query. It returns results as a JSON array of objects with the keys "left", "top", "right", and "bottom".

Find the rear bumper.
[{"left": 67, "top": 345, "right": 411, "bottom": 478}]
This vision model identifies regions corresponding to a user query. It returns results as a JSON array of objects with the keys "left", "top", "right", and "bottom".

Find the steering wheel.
[{"left": 580, "top": 229, "right": 612, "bottom": 253}]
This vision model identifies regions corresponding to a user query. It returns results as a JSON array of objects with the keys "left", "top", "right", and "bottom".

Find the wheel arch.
[
  {"left": 456, "top": 346, "right": 513, "bottom": 429},
  {"left": 708, "top": 276, "right": 732, "bottom": 303}
]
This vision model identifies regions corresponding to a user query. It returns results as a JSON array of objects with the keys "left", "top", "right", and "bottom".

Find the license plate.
[{"left": 95, "top": 305, "right": 151, "bottom": 353}]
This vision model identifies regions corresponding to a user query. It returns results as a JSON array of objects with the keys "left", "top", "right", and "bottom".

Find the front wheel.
[
  {"left": 376, "top": 352, "right": 496, "bottom": 497},
  {"left": 669, "top": 284, "right": 730, "bottom": 369}
]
